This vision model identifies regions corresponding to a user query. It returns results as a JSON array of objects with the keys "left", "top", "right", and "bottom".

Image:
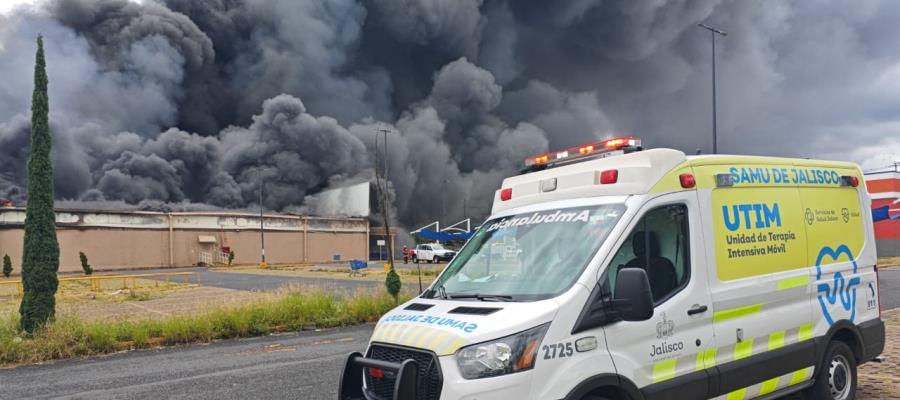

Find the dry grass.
[
  {"left": 0, "top": 277, "right": 192, "bottom": 317},
  {"left": 0, "top": 287, "right": 408, "bottom": 366},
  {"left": 879, "top": 257, "right": 900, "bottom": 267}
]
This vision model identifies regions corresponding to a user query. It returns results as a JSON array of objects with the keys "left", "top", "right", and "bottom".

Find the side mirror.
[{"left": 613, "top": 268, "right": 654, "bottom": 322}]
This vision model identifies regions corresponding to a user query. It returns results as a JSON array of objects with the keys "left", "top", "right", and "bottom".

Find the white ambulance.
[{"left": 339, "top": 138, "right": 885, "bottom": 400}]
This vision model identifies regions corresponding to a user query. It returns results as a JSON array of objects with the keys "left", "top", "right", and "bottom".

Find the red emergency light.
[{"left": 525, "top": 137, "right": 641, "bottom": 168}]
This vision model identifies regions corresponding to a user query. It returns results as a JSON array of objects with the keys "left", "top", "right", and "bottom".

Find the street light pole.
[
  {"left": 258, "top": 164, "right": 267, "bottom": 269},
  {"left": 374, "top": 126, "right": 395, "bottom": 269},
  {"left": 698, "top": 23, "right": 726, "bottom": 154}
]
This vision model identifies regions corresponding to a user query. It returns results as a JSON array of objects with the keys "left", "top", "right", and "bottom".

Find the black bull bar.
[{"left": 338, "top": 352, "right": 419, "bottom": 400}]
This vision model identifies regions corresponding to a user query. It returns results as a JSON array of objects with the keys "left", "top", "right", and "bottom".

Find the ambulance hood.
[{"left": 370, "top": 298, "right": 559, "bottom": 356}]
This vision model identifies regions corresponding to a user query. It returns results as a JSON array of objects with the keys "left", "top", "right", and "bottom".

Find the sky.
[
  {"left": 0, "top": 0, "right": 898, "bottom": 225},
  {"left": 0, "top": 1, "right": 34, "bottom": 14}
]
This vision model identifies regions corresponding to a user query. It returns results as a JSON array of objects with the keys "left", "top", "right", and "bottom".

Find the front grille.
[{"left": 365, "top": 344, "right": 442, "bottom": 400}]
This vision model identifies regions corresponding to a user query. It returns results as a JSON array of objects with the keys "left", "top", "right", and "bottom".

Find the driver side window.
[{"left": 606, "top": 204, "right": 690, "bottom": 305}]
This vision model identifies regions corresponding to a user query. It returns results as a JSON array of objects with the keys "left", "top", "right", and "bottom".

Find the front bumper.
[
  {"left": 338, "top": 352, "right": 419, "bottom": 400},
  {"left": 338, "top": 352, "right": 537, "bottom": 400}
]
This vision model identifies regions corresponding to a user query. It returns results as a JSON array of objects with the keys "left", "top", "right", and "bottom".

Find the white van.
[{"left": 339, "top": 137, "right": 885, "bottom": 400}]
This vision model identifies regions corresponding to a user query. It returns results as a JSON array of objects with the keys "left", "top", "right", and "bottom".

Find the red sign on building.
[{"left": 867, "top": 170, "right": 900, "bottom": 257}]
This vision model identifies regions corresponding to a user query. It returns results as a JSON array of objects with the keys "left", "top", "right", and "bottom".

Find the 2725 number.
[{"left": 542, "top": 342, "right": 574, "bottom": 359}]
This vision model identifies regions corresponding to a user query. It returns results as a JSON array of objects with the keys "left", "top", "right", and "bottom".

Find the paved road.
[
  {"left": 879, "top": 267, "right": 900, "bottom": 310},
  {"left": 4, "top": 268, "right": 897, "bottom": 399},
  {"left": 107, "top": 267, "right": 381, "bottom": 293},
  {"left": 0, "top": 325, "right": 372, "bottom": 400}
]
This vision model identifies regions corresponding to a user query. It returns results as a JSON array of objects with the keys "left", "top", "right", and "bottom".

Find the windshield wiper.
[
  {"left": 424, "top": 283, "right": 449, "bottom": 299},
  {"left": 447, "top": 294, "right": 513, "bottom": 302}
]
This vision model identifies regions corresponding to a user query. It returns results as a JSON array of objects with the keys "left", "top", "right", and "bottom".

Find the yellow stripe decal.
[
  {"left": 734, "top": 339, "right": 753, "bottom": 361},
  {"left": 443, "top": 337, "right": 467, "bottom": 355},
  {"left": 790, "top": 367, "right": 812, "bottom": 385},
  {"left": 726, "top": 388, "right": 747, "bottom": 400},
  {"left": 695, "top": 348, "right": 717, "bottom": 371},
  {"left": 704, "top": 348, "right": 718, "bottom": 369},
  {"left": 371, "top": 325, "right": 384, "bottom": 341},
  {"left": 385, "top": 324, "right": 403, "bottom": 342},
  {"left": 398, "top": 326, "right": 423, "bottom": 346},
  {"left": 415, "top": 327, "right": 440, "bottom": 348},
  {"left": 798, "top": 323, "right": 814, "bottom": 341},
  {"left": 713, "top": 304, "right": 762, "bottom": 323},
  {"left": 777, "top": 275, "right": 810, "bottom": 290},
  {"left": 426, "top": 331, "right": 451, "bottom": 353},
  {"left": 652, "top": 359, "right": 677, "bottom": 383},
  {"left": 768, "top": 331, "right": 785, "bottom": 351},
  {"left": 759, "top": 377, "right": 780, "bottom": 395}
]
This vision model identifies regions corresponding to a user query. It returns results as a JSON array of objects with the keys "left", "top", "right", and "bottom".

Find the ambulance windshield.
[{"left": 425, "top": 204, "right": 625, "bottom": 302}]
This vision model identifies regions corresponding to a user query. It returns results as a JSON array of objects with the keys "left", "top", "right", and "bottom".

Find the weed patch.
[{"left": 0, "top": 289, "right": 407, "bottom": 366}]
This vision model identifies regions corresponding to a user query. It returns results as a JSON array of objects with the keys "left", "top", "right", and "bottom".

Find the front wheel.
[
  {"left": 805, "top": 341, "right": 857, "bottom": 400},
  {"left": 432, "top": 256, "right": 438, "bottom": 264}
]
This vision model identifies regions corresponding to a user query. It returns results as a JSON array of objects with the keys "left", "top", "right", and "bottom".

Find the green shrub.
[
  {"left": 2, "top": 254, "right": 11, "bottom": 278},
  {"left": 385, "top": 268, "right": 401, "bottom": 301},
  {"left": 227, "top": 250, "right": 235, "bottom": 266},
  {"left": 79, "top": 252, "right": 92, "bottom": 276}
]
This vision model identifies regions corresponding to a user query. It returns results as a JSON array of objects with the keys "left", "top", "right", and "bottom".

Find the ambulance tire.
[
  {"left": 581, "top": 396, "right": 610, "bottom": 400},
  {"left": 805, "top": 341, "right": 857, "bottom": 400}
]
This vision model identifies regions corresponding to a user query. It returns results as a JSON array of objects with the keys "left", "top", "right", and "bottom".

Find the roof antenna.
[{"left": 695, "top": 148, "right": 703, "bottom": 155}]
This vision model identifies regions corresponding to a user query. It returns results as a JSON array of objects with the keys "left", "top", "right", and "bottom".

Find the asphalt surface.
[
  {"left": 110, "top": 267, "right": 381, "bottom": 293},
  {"left": 2, "top": 268, "right": 898, "bottom": 399},
  {"left": 878, "top": 267, "right": 900, "bottom": 311},
  {"left": 0, "top": 325, "right": 373, "bottom": 400}
]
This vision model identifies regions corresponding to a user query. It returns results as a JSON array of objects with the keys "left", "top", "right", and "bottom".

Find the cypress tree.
[{"left": 19, "top": 35, "right": 60, "bottom": 333}]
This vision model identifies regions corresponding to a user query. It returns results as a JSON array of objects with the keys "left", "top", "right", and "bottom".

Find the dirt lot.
[{"left": 0, "top": 277, "right": 265, "bottom": 322}]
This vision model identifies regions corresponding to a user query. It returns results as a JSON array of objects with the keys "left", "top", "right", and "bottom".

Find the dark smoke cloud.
[{"left": 0, "top": 0, "right": 898, "bottom": 229}]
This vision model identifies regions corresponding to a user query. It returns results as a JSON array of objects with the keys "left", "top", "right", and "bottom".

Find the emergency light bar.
[{"left": 524, "top": 137, "right": 642, "bottom": 168}]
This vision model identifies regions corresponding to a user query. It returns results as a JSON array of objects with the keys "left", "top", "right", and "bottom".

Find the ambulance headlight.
[{"left": 455, "top": 323, "right": 549, "bottom": 379}]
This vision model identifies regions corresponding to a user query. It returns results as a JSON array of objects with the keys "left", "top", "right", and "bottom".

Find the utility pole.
[
  {"left": 698, "top": 23, "right": 726, "bottom": 154},
  {"left": 258, "top": 164, "right": 267, "bottom": 269},
  {"left": 374, "top": 126, "right": 395, "bottom": 269},
  {"left": 441, "top": 178, "right": 448, "bottom": 230}
]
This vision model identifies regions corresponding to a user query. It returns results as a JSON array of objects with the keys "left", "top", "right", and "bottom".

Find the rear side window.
[{"left": 606, "top": 204, "right": 690, "bottom": 304}]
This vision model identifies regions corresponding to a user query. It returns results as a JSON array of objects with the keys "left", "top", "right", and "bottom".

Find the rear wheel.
[
  {"left": 805, "top": 341, "right": 857, "bottom": 400},
  {"left": 432, "top": 256, "right": 438, "bottom": 263}
]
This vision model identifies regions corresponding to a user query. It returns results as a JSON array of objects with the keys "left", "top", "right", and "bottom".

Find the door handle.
[{"left": 687, "top": 304, "right": 708, "bottom": 316}]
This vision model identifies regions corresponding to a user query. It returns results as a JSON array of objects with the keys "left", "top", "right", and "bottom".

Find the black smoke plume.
[{"left": 0, "top": 0, "right": 898, "bottom": 228}]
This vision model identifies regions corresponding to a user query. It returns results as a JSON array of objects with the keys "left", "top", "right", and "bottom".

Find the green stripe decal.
[
  {"left": 768, "top": 331, "right": 785, "bottom": 351},
  {"left": 799, "top": 323, "right": 814, "bottom": 341},
  {"left": 777, "top": 275, "right": 810, "bottom": 290},
  {"left": 713, "top": 304, "right": 762, "bottom": 323},
  {"left": 734, "top": 339, "right": 754, "bottom": 361},
  {"left": 652, "top": 359, "right": 677, "bottom": 383}
]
